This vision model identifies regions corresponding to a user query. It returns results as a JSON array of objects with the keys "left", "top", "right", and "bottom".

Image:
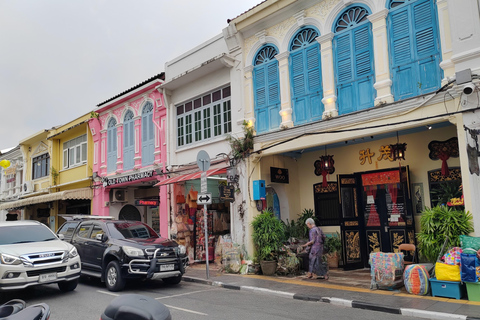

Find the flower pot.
[
  {"left": 260, "top": 260, "right": 277, "bottom": 276},
  {"left": 326, "top": 252, "right": 339, "bottom": 269}
]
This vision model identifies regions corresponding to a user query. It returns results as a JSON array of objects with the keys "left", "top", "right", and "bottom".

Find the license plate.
[
  {"left": 160, "top": 264, "right": 175, "bottom": 271},
  {"left": 39, "top": 273, "right": 57, "bottom": 283}
]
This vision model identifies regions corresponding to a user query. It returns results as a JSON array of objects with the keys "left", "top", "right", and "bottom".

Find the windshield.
[
  {"left": 107, "top": 222, "right": 159, "bottom": 240},
  {"left": 0, "top": 224, "right": 58, "bottom": 245}
]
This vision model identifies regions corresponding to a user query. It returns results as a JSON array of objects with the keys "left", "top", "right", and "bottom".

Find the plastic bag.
[
  {"left": 435, "top": 262, "right": 461, "bottom": 282},
  {"left": 461, "top": 253, "right": 478, "bottom": 283},
  {"left": 442, "top": 247, "right": 462, "bottom": 265}
]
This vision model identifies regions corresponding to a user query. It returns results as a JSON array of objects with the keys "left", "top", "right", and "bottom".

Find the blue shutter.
[
  {"left": 354, "top": 25, "right": 375, "bottom": 110},
  {"left": 306, "top": 46, "right": 323, "bottom": 119},
  {"left": 123, "top": 113, "right": 135, "bottom": 171},
  {"left": 335, "top": 32, "right": 355, "bottom": 114},
  {"left": 266, "top": 62, "right": 281, "bottom": 129},
  {"left": 142, "top": 104, "right": 155, "bottom": 166},
  {"left": 107, "top": 124, "right": 117, "bottom": 173}
]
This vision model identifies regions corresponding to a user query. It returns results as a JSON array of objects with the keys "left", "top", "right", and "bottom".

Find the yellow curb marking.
[{"left": 224, "top": 274, "right": 480, "bottom": 306}]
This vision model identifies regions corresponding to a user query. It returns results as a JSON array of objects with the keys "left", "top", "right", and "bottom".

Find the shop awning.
[
  {"left": 154, "top": 167, "right": 227, "bottom": 187},
  {"left": 0, "top": 187, "right": 93, "bottom": 210}
]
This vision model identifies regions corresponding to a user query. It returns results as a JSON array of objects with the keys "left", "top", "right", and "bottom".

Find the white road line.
[
  {"left": 164, "top": 304, "right": 208, "bottom": 316},
  {"left": 155, "top": 288, "right": 216, "bottom": 300},
  {"left": 97, "top": 290, "right": 120, "bottom": 297}
]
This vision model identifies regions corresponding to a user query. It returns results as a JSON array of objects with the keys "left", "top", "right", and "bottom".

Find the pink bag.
[{"left": 442, "top": 247, "right": 463, "bottom": 265}]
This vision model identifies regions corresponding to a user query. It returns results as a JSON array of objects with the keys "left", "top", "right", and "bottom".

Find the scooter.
[
  {"left": 0, "top": 299, "right": 50, "bottom": 320},
  {"left": 101, "top": 294, "right": 171, "bottom": 320}
]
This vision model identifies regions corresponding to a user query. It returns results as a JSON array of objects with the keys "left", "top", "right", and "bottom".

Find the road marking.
[
  {"left": 155, "top": 288, "right": 216, "bottom": 300},
  {"left": 97, "top": 290, "right": 120, "bottom": 297},
  {"left": 164, "top": 304, "right": 208, "bottom": 316}
]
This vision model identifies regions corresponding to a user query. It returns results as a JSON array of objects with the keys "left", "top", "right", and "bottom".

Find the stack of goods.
[
  {"left": 459, "top": 236, "right": 480, "bottom": 301},
  {"left": 369, "top": 252, "right": 404, "bottom": 290},
  {"left": 430, "top": 247, "right": 466, "bottom": 299},
  {"left": 195, "top": 209, "right": 215, "bottom": 261},
  {"left": 404, "top": 264, "right": 429, "bottom": 295}
]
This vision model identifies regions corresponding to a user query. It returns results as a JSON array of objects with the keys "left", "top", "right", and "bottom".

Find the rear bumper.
[{"left": 0, "top": 257, "right": 81, "bottom": 291}]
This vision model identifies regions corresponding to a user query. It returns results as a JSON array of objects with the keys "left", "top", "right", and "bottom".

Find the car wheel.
[
  {"left": 105, "top": 260, "right": 126, "bottom": 292},
  {"left": 58, "top": 279, "right": 78, "bottom": 292},
  {"left": 162, "top": 275, "right": 182, "bottom": 285}
]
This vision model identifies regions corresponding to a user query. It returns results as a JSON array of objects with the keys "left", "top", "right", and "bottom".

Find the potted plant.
[
  {"left": 416, "top": 205, "right": 473, "bottom": 263},
  {"left": 324, "top": 232, "right": 342, "bottom": 268},
  {"left": 251, "top": 209, "right": 285, "bottom": 276}
]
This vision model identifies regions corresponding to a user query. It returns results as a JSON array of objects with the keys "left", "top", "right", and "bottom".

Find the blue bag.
[{"left": 461, "top": 253, "right": 478, "bottom": 283}]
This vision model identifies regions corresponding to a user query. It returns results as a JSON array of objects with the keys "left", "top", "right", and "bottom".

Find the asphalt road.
[{"left": 1, "top": 277, "right": 423, "bottom": 320}]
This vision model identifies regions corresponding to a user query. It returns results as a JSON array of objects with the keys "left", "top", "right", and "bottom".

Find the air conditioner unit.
[
  {"left": 23, "top": 181, "right": 34, "bottom": 193},
  {"left": 111, "top": 189, "right": 126, "bottom": 202}
]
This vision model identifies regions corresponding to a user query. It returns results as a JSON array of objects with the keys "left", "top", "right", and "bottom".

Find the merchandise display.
[{"left": 404, "top": 264, "right": 430, "bottom": 295}]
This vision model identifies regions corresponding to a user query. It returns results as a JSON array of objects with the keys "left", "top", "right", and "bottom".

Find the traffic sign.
[
  {"left": 196, "top": 150, "right": 210, "bottom": 172},
  {"left": 197, "top": 193, "right": 212, "bottom": 205}
]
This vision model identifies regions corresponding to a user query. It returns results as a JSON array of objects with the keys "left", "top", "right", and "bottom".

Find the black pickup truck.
[{"left": 61, "top": 219, "right": 187, "bottom": 291}]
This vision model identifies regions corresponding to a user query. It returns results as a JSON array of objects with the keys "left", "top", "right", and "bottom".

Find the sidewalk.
[{"left": 183, "top": 263, "right": 480, "bottom": 320}]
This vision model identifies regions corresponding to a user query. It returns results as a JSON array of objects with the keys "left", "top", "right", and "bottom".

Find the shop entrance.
[{"left": 337, "top": 167, "right": 416, "bottom": 269}]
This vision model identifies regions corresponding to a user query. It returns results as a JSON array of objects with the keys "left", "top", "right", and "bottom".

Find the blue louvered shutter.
[
  {"left": 123, "top": 112, "right": 135, "bottom": 171},
  {"left": 266, "top": 61, "right": 281, "bottom": 129},
  {"left": 354, "top": 25, "right": 375, "bottom": 110},
  {"left": 107, "top": 120, "right": 117, "bottom": 173},
  {"left": 142, "top": 103, "right": 155, "bottom": 166},
  {"left": 254, "top": 66, "right": 268, "bottom": 133},
  {"left": 290, "top": 51, "right": 307, "bottom": 123},
  {"left": 336, "top": 33, "right": 355, "bottom": 114}
]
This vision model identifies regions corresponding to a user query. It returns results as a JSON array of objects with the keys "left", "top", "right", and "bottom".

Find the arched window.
[
  {"left": 387, "top": 0, "right": 441, "bottom": 101},
  {"left": 107, "top": 118, "right": 117, "bottom": 173},
  {"left": 141, "top": 102, "right": 155, "bottom": 166},
  {"left": 253, "top": 45, "right": 281, "bottom": 133},
  {"left": 333, "top": 5, "right": 376, "bottom": 114},
  {"left": 289, "top": 27, "right": 323, "bottom": 124},
  {"left": 123, "top": 110, "right": 135, "bottom": 171}
]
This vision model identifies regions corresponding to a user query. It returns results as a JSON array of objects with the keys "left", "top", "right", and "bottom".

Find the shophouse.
[
  {"left": 0, "top": 146, "right": 24, "bottom": 221},
  {"left": 88, "top": 74, "right": 168, "bottom": 236},
  {"left": 158, "top": 34, "right": 243, "bottom": 262},
  {"left": 0, "top": 114, "right": 94, "bottom": 230},
  {"left": 222, "top": 0, "right": 480, "bottom": 268}
]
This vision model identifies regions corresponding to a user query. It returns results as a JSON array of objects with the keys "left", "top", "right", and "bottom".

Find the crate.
[
  {"left": 466, "top": 282, "right": 480, "bottom": 301},
  {"left": 429, "top": 278, "right": 466, "bottom": 299}
]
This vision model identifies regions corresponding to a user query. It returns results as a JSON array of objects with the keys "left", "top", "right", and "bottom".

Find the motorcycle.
[
  {"left": 101, "top": 294, "right": 171, "bottom": 320},
  {"left": 0, "top": 299, "right": 50, "bottom": 320}
]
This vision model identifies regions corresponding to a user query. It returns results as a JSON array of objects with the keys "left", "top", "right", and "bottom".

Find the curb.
[{"left": 183, "top": 276, "right": 471, "bottom": 319}]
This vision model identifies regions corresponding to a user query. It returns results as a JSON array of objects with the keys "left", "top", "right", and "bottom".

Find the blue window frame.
[
  {"left": 123, "top": 110, "right": 135, "bottom": 171},
  {"left": 289, "top": 27, "right": 323, "bottom": 125},
  {"left": 107, "top": 118, "right": 117, "bottom": 173},
  {"left": 333, "top": 5, "right": 376, "bottom": 115},
  {"left": 253, "top": 45, "right": 281, "bottom": 133},
  {"left": 387, "top": 0, "right": 442, "bottom": 101},
  {"left": 141, "top": 102, "right": 155, "bottom": 167}
]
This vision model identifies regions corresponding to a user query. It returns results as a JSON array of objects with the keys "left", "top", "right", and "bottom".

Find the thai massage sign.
[
  {"left": 359, "top": 146, "right": 394, "bottom": 165},
  {"left": 102, "top": 170, "right": 154, "bottom": 186}
]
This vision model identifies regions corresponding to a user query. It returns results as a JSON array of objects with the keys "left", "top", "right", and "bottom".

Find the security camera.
[
  {"left": 166, "top": 165, "right": 172, "bottom": 171},
  {"left": 463, "top": 83, "right": 476, "bottom": 95}
]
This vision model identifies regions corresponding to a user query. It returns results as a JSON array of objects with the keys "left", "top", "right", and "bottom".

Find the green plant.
[
  {"left": 226, "top": 121, "right": 254, "bottom": 162},
  {"left": 51, "top": 167, "right": 59, "bottom": 185},
  {"left": 251, "top": 209, "right": 285, "bottom": 261},
  {"left": 90, "top": 111, "right": 99, "bottom": 119},
  {"left": 416, "top": 205, "right": 473, "bottom": 263},
  {"left": 325, "top": 232, "right": 342, "bottom": 255},
  {"left": 430, "top": 181, "right": 462, "bottom": 207},
  {"left": 282, "top": 208, "right": 314, "bottom": 240}
]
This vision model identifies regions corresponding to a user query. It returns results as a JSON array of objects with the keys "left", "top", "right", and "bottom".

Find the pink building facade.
[{"left": 88, "top": 74, "right": 169, "bottom": 236}]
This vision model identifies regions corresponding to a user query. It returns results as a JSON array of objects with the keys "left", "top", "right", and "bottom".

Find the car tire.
[
  {"left": 105, "top": 260, "right": 126, "bottom": 292},
  {"left": 162, "top": 275, "right": 182, "bottom": 285},
  {"left": 58, "top": 279, "right": 78, "bottom": 292}
]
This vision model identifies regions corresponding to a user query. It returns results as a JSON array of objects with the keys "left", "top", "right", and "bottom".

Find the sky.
[{"left": 0, "top": 0, "right": 261, "bottom": 151}]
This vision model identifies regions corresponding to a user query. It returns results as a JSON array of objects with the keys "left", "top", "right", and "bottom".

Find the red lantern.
[{"left": 319, "top": 154, "right": 335, "bottom": 187}]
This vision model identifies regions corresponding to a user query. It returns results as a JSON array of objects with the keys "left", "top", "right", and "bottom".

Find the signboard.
[
  {"left": 197, "top": 193, "right": 212, "bottom": 205},
  {"left": 135, "top": 199, "right": 159, "bottom": 206},
  {"left": 102, "top": 171, "right": 154, "bottom": 187},
  {"left": 219, "top": 185, "right": 235, "bottom": 202},
  {"left": 270, "top": 167, "right": 289, "bottom": 184},
  {"left": 196, "top": 150, "right": 210, "bottom": 172}
]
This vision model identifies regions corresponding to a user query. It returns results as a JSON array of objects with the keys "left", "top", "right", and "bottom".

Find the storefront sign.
[
  {"left": 219, "top": 184, "right": 235, "bottom": 202},
  {"left": 102, "top": 171, "right": 154, "bottom": 186},
  {"left": 270, "top": 167, "right": 289, "bottom": 184},
  {"left": 359, "top": 146, "right": 395, "bottom": 165},
  {"left": 135, "top": 199, "right": 159, "bottom": 206},
  {"left": 6, "top": 175, "right": 15, "bottom": 183}
]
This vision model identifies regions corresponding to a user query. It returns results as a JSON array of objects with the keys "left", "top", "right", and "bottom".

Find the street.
[{"left": 0, "top": 277, "right": 424, "bottom": 320}]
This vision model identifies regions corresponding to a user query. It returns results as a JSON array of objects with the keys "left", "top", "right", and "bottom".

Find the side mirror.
[
  {"left": 95, "top": 233, "right": 107, "bottom": 242},
  {"left": 58, "top": 234, "right": 65, "bottom": 241}
]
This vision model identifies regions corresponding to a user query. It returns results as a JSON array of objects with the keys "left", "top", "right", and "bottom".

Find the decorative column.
[
  {"left": 368, "top": 9, "right": 394, "bottom": 105},
  {"left": 275, "top": 51, "right": 293, "bottom": 128},
  {"left": 243, "top": 65, "right": 256, "bottom": 128},
  {"left": 99, "top": 129, "right": 107, "bottom": 176},
  {"left": 437, "top": 0, "right": 454, "bottom": 81},
  {"left": 318, "top": 33, "right": 337, "bottom": 119}
]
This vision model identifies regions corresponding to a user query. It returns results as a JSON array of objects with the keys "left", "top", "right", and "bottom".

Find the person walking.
[{"left": 302, "top": 218, "right": 328, "bottom": 280}]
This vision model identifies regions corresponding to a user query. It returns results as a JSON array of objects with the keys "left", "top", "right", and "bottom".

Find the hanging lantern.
[
  {"left": 390, "top": 132, "right": 407, "bottom": 161},
  {"left": 319, "top": 145, "right": 335, "bottom": 187}
]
